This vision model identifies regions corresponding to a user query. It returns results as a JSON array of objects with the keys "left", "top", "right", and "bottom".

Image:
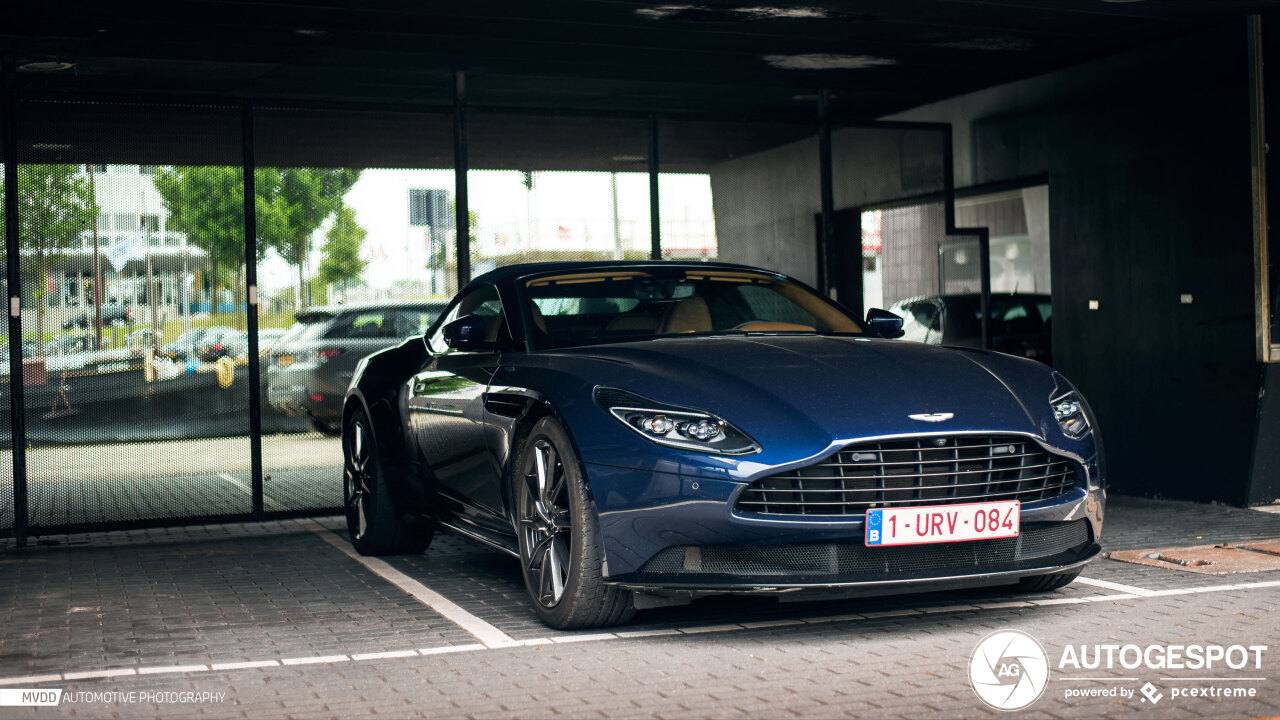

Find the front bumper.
[{"left": 586, "top": 455, "right": 1105, "bottom": 591}]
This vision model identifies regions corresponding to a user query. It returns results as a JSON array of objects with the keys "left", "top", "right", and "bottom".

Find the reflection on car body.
[
  {"left": 892, "top": 293, "right": 1054, "bottom": 364},
  {"left": 341, "top": 262, "right": 1105, "bottom": 629}
]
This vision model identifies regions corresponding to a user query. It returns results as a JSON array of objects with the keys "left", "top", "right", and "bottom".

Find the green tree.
[
  {"left": 316, "top": 206, "right": 367, "bottom": 298},
  {"left": 0, "top": 164, "right": 98, "bottom": 346},
  {"left": 255, "top": 168, "right": 361, "bottom": 309},
  {"left": 152, "top": 166, "right": 246, "bottom": 322}
]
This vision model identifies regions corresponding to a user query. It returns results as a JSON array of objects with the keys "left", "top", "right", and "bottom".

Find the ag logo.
[{"left": 969, "top": 630, "right": 1050, "bottom": 711}]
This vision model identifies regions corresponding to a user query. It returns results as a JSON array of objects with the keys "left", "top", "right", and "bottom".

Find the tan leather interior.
[
  {"left": 733, "top": 321, "right": 815, "bottom": 332},
  {"left": 660, "top": 296, "right": 713, "bottom": 334},
  {"left": 529, "top": 303, "right": 548, "bottom": 334}
]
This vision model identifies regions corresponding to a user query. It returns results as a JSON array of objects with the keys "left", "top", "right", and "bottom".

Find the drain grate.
[{"left": 1109, "top": 539, "right": 1280, "bottom": 574}]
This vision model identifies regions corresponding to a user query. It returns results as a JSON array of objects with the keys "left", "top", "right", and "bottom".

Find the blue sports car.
[{"left": 342, "top": 261, "right": 1105, "bottom": 629}]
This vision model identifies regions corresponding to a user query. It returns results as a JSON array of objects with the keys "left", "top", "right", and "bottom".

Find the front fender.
[{"left": 344, "top": 337, "right": 432, "bottom": 511}]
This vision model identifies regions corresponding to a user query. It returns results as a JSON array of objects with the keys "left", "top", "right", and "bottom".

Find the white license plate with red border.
[{"left": 865, "top": 500, "right": 1019, "bottom": 547}]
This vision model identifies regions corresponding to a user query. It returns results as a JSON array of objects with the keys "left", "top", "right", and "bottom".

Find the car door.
[{"left": 407, "top": 284, "right": 510, "bottom": 529}]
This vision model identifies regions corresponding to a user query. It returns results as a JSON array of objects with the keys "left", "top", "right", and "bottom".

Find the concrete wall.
[
  {"left": 709, "top": 21, "right": 1273, "bottom": 506},
  {"left": 710, "top": 128, "right": 945, "bottom": 287}
]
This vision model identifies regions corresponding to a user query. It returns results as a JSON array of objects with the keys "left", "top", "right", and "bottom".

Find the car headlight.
[
  {"left": 1050, "top": 373, "right": 1091, "bottom": 440},
  {"left": 593, "top": 387, "right": 760, "bottom": 455}
]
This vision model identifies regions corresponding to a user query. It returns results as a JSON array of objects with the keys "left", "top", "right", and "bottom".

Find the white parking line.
[
  {"left": 299, "top": 519, "right": 516, "bottom": 648},
  {"left": 6, "top": 577, "right": 1278, "bottom": 689},
  {"left": 1073, "top": 576, "right": 1157, "bottom": 596},
  {"left": 281, "top": 655, "right": 350, "bottom": 666},
  {"left": 218, "top": 473, "right": 253, "bottom": 497},
  {"left": 136, "top": 665, "right": 208, "bottom": 675}
]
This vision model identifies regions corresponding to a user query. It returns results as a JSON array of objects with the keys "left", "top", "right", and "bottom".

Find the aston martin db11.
[{"left": 341, "top": 261, "right": 1104, "bottom": 629}]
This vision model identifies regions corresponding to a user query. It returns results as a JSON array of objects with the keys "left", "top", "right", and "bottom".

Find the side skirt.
[{"left": 435, "top": 516, "right": 520, "bottom": 558}]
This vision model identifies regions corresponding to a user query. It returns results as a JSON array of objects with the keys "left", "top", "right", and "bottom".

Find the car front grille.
[
  {"left": 636, "top": 520, "right": 1091, "bottom": 579},
  {"left": 735, "top": 435, "right": 1080, "bottom": 518}
]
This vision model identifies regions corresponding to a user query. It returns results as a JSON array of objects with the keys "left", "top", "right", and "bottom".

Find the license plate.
[
  {"left": 865, "top": 500, "right": 1019, "bottom": 547},
  {"left": 277, "top": 354, "right": 293, "bottom": 367}
]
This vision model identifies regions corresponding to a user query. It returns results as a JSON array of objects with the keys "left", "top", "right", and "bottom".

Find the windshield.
[{"left": 522, "top": 268, "right": 863, "bottom": 350}]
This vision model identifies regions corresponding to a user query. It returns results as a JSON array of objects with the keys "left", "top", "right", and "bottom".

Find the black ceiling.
[{"left": 5, "top": 0, "right": 1279, "bottom": 122}]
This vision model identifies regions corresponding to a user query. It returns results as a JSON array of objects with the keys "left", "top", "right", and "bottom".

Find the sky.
[{"left": 257, "top": 170, "right": 716, "bottom": 298}]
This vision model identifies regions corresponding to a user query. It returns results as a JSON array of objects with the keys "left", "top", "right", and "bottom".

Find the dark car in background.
[
  {"left": 891, "top": 293, "right": 1053, "bottom": 364},
  {"left": 196, "top": 326, "right": 249, "bottom": 361},
  {"left": 268, "top": 301, "right": 446, "bottom": 434},
  {"left": 161, "top": 326, "right": 227, "bottom": 362},
  {"left": 63, "top": 305, "right": 132, "bottom": 330}
]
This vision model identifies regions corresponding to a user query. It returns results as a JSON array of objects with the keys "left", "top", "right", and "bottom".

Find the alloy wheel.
[
  {"left": 345, "top": 419, "right": 372, "bottom": 541},
  {"left": 519, "top": 439, "right": 572, "bottom": 607}
]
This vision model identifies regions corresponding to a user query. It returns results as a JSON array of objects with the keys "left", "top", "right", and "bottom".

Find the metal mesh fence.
[
  {"left": 830, "top": 127, "right": 949, "bottom": 319},
  {"left": 255, "top": 106, "right": 454, "bottom": 513},
  {"left": 2, "top": 113, "right": 11, "bottom": 532},
  {"left": 467, "top": 114, "right": 652, "bottom": 270},
  {"left": 16, "top": 100, "right": 252, "bottom": 529},
  {"left": 0, "top": 101, "right": 970, "bottom": 537}
]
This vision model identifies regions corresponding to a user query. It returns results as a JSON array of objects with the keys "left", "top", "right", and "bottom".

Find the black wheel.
[
  {"left": 513, "top": 417, "right": 634, "bottom": 629},
  {"left": 1013, "top": 570, "right": 1080, "bottom": 593},
  {"left": 343, "top": 409, "right": 432, "bottom": 556}
]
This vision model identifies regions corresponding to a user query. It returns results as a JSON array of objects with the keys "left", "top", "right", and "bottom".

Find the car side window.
[
  {"left": 396, "top": 309, "right": 440, "bottom": 336},
  {"left": 428, "top": 285, "right": 510, "bottom": 354},
  {"left": 325, "top": 312, "right": 391, "bottom": 339}
]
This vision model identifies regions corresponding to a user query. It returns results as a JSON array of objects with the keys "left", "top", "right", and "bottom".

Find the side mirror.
[
  {"left": 442, "top": 314, "right": 491, "bottom": 349},
  {"left": 866, "top": 308, "right": 905, "bottom": 339}
]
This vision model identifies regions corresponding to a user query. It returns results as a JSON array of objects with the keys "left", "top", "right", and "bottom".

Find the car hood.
[{"left": 548, "top": 335, "right": 1047, "bottom": 472}]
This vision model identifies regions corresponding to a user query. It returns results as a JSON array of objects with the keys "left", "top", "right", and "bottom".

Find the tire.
[
  {"left": 1013, "top": 570, "right": 1080, "bottom": 593},
  {"left": 512, "top": 416, "right": 634, "bottom": 629},
  {"left": 343, "top": 408, "right": 432, "bottom": 556}
]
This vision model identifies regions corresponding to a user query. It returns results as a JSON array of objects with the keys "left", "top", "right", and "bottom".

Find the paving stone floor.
[{"left": 0, "top": 495, "right": 1277, "bottom": 719}]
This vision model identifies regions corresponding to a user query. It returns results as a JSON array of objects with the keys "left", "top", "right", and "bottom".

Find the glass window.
[
  {"left": 428, "top": 284, "right": 508, "bottom": 353},
  {"left": 393, "top": 308, "right": 444, "bottom": 336},
  {"left": 725, "top": 285, "right": 820, "bottom": 328},
  {"left": 324, "top": 311, "right": 398, "bottom": 339},
  {"left": 523, "top": 268, "right": 862, "bottom": 350}
]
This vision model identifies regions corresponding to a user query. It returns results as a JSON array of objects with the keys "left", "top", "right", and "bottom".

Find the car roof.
[
  {"left": 895, "top": 292, "right": 1051, "bottom": 304},
  {"left": 469, "top": 260, "right": 792, "bottom": 288},
  {"left": 300, "top": 298, "right": 450, "bottom": 314}
]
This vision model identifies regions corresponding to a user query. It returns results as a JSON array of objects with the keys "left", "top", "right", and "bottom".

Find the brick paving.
[{"left": 0, "top": 496, "right": 1277, "bottom": 719}]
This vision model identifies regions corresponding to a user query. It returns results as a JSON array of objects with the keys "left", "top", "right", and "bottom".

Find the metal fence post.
[
  {"left": 649, "top": 115, "right": 661, "bottom": 260},
  {"left": 818, "top": 91, "right": 835, "bottom": 296},
  {"left": 241, "top": 101, "right": 265, "bottom": 520},
  {"left": 454, "top": 71, "right": 471, "bottom": 288},
  {"left": 941, "top": 127, "right": 992, "bottom": 349},
  {"left": 3, "top": 55, "right": 28, "bottom": 545}
]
